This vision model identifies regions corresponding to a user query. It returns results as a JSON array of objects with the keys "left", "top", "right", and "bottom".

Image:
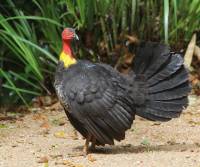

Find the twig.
[{"left": 0, "top": 116, "right": 16, "bottom": 121}]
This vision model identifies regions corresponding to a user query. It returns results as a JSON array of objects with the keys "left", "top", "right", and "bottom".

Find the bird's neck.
[{"left": 59, "top": 40, "right": 77, "bottom": 68}]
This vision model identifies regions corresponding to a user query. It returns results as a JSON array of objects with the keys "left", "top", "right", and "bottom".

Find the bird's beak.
[{"left": 74, "top": 33, "right": 79, "bottom": 40}]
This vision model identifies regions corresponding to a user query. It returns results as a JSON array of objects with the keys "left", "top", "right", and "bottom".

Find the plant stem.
[
  {"left": 100, "top": 16, "right": 110, "bottom": 55},
  {"left": 131, "top": 0, "right": 137, "bottom": 33},
  {"left": 164, "top": 0, "right": 169, "bottom": 44}
]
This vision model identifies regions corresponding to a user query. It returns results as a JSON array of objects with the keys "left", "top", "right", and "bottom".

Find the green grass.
[{"left": 0, "top": 0, "right": 199, "bottom": 105}]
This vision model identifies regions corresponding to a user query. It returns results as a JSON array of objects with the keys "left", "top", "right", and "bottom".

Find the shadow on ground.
[{"left": 74, "top": 142, "right": 200, "bottom": 154}]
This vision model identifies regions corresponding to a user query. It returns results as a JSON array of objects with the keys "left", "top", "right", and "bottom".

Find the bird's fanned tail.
[{"left": 132, "top": 42, "right": 191, "bottom": 121}]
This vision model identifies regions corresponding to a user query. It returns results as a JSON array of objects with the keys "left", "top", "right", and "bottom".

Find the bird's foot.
[
  {"left": 89, "top": 136, "right": 96, "bottom": 152},
  {"left": 68, "top": 135, "right": 95, "bottom": 157}
]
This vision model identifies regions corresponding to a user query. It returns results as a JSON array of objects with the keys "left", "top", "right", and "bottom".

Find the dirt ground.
[{"left": 0, "top": 95, "right": 200, "bottom": 167}]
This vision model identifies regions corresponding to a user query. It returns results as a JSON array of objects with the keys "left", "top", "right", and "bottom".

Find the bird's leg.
[
  {"left": 83, "top": 134, "right": 91, "bottom": 155},
  {"left": 90, "top": 137, "right": 96, "bottom": 151},
  {"left": 68, "top": 135, "right": 91, "bottom": 157}
]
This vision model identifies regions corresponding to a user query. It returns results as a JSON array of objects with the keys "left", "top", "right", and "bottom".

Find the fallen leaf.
[
  {"left": 32, "top": 113, "right": 47, "bottom": 121},
  {"left": 50, "top": 154, "right": 63, "bottom": 159},
  {"left": 37, "top": 156, "right": 48, "bottom": 163},
  {"left": 40, "top": 122, "right": 50, "bottom": 129},
  {"left": 87, "top": 154, "right": 96, "bottom": 162},
  {"left": 0, "top": 116, "right": 16, "bottom": 121},
  {"left": 32, "top": 96, "right": 54, "bottom": 107},
  {"left": 54, "top": 131, "right": 67, "bottom": 138},
  {"left": 62, "top": 160, "right": 84, "bottom": 167},
  {"left": 188, "top": 120, "right": 200, "bottom": 126},
  {"left": 46, "top": 102, "right": 62, "bottom": 111}
]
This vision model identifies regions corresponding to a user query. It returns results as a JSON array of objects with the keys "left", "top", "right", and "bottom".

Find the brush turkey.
[{"left": 54, "top": 28, "right": 190, "bottom": 154}]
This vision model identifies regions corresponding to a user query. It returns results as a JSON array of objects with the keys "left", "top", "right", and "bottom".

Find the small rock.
[
  {"left": 58, "top": 120, "right": 66, "bottom": 126},
  {"left": 37, "top": 156, "right": 48, "bottom": 163},
  {"left": 11, "top": 144, "right": 18, "bottom": 147},
  {"left": 180, "top": 148, "right": 187, "bottom": 152}
]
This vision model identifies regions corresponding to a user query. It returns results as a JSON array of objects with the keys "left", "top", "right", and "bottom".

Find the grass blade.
[
  {"left": 0, "top": 69, "right": 28, "bottom": 106},
  {"left": 164, "top": 0, "right": 169, "bottom": 44}
]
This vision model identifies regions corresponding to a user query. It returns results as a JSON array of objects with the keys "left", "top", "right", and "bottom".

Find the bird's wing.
[{"left": 61, "top": 62, "right": 135, "bottom": 145}]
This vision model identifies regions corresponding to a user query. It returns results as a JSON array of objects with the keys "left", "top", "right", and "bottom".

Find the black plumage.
[
  {"left": 54, "top": 34, "right": 190, "bottom": 151},
  {"left": 131, "top": 42, "right": 191, "bottom": 121},
  {"left": 55, "top": 60, "right": 136, "bottom": 145}
]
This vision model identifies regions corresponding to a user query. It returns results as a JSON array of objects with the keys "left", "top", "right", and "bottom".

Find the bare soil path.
[{"left": 0, "top": 96, "right": 200, "bottom": 167}]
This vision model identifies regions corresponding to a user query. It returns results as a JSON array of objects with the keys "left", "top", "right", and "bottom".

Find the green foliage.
[
  {"left": 0, "top": 0, "right": 199, "bottom": 105},
  {"left": 169, "top": 0, "right": 200, "bottom": 43},
  {"left": 0, "top": 0, "right": 59, "bottom": 105}
]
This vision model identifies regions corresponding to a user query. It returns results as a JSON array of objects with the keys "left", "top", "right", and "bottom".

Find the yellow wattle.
[{"left": 59, "top": 52, "right": 77, "bottom": 68}]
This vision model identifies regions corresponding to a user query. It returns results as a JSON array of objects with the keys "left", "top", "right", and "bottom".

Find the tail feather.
[
  {"left": 149, "top": 82, "right": 190, "bottom": 100},
  {"left": 133, "top": 42, "right": 170, "bottom": 75},
  {"left": 144, "top": 108, "right": 181, "bottom": 118},
  {"left": 149, "top": 67, "right": 189, "bottom": 93},
  {"left": 148, "top": 54, "right": 183, "bottom": 86},
  {"left": 147, "top": 97, "right": 188, "bottom": 111},
  {"left": 132, "top": 42, "right": 190, "bottom": 121},
  {"left": 136, "top": 111, "right": 172, "bottom": 122},
  {"left": 144, "top": 54, "right": 170, "bottom": 79}
]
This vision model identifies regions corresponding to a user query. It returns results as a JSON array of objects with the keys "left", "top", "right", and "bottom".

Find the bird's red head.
[
  {"left": 60, "top": 28, "right": 78, "bottom": 68},
  {"left": 62, "top": 28, "right": 78, "bottom": 41}
]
